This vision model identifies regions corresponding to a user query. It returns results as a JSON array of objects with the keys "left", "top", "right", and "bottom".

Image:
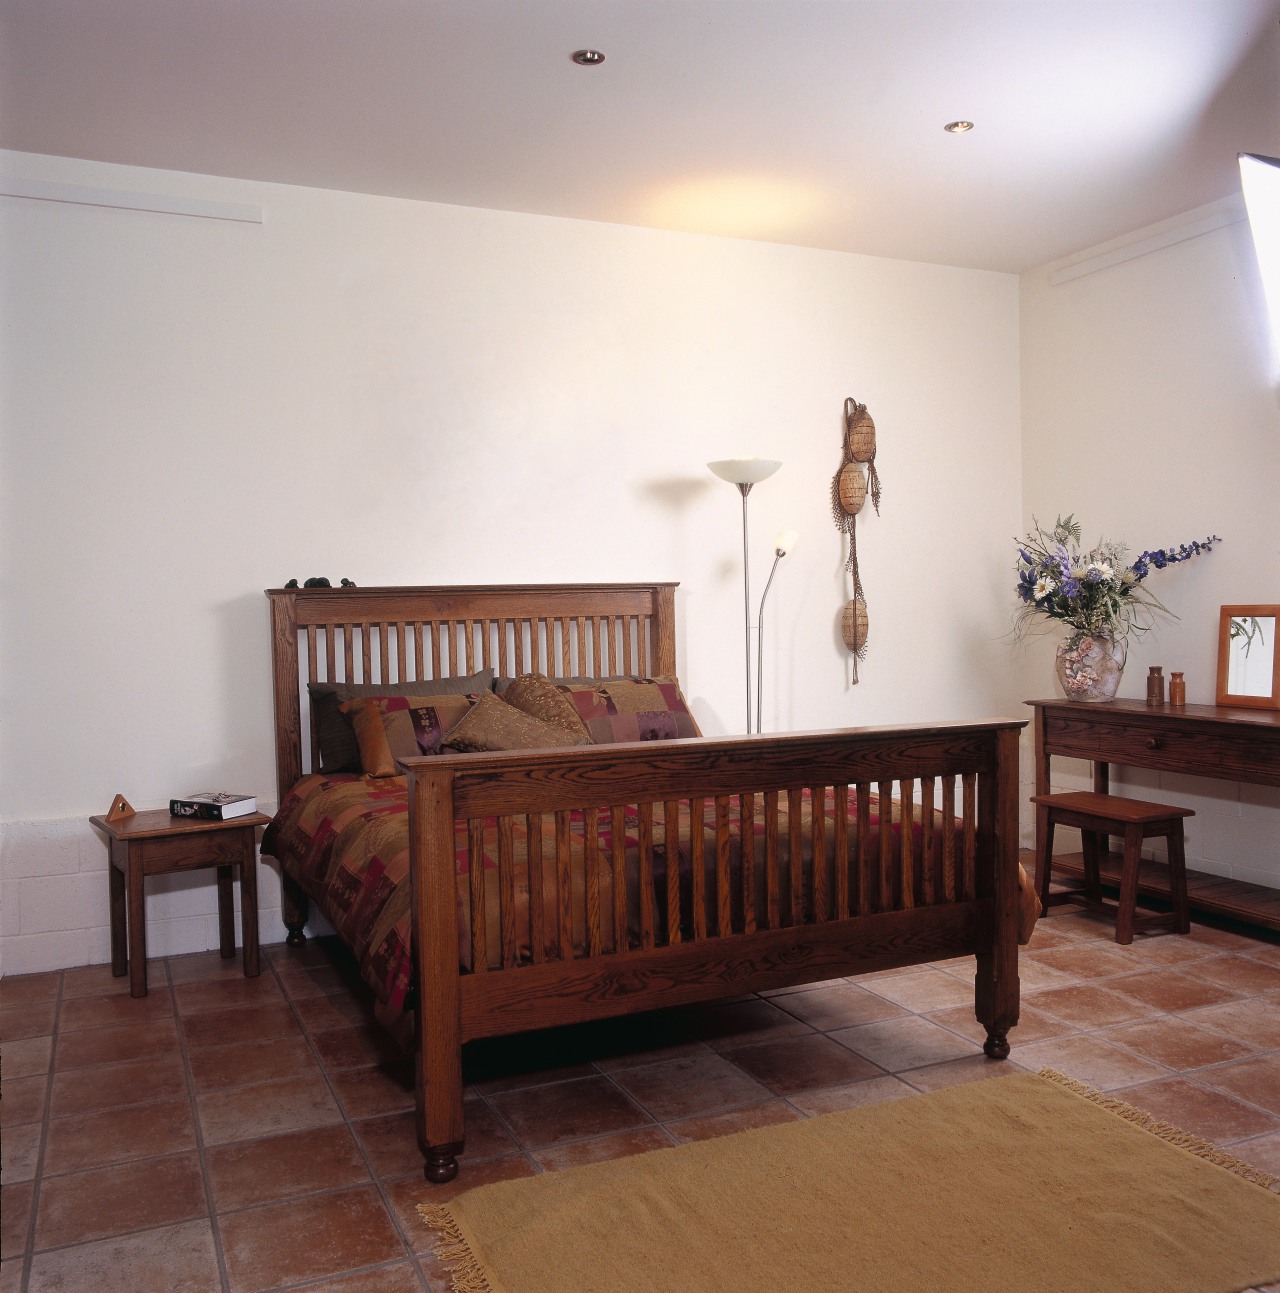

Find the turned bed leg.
[
  {"left": 282, "top": 874, "right": 309, "bottom": 947},
  {"left": 424, "top": 1143, "right": 464, "bottom": 1184},
  {"left": 975, "top": 727, "right": 1021, "bottom": 1064}
]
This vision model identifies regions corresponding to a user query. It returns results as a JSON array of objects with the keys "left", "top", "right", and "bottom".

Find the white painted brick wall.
[
  {"left": 0, "top": 814, "right": 292, "bottom": 978},
  {"left": 2, "top": 766, "right": 1274, "bottom": 977}
]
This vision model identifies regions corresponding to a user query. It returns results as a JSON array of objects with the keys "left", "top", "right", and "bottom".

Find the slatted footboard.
[{"left": 403, "top": 720, "right": 1024, "bottom": 1183}]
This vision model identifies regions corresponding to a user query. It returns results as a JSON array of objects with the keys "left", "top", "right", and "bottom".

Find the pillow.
[
  {"left": 497, "top": 674, "right": 605, "bottom": 691},
  {"left": 310, "top": 669, "right": 494, "bottom": 772},
  {"left": 339, "top": 694, "right": 475, "bottom": 778},
  {"left": 443, "top": 690, "right": 590, "bottom": 753},
  {"left": 556, "top": 677, "right": 702, "bottom": 744},
  {"left": 501, "top": 673, "right": 591, "bottom": 741}
]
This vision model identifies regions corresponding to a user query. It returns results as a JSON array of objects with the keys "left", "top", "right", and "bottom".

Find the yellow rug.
[{"left": 420, "top": 1069, "right": 1280, "bottom": 1293}]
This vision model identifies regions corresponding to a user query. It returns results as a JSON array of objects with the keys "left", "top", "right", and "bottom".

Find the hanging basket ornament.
[
  {"left": 846, "top": 405, "right": 876, "bottom": 461},
  {"left": 844, "top": 399, "right": 882, "bottom": 512},
  {"left": 836, "top": 462, "right": 867, "bottom": 516},
  {"left": 831, "top": 397, "right": 884, "bottom": 684},
  {"left": 840, "top": 598, "right": 869, "bottom": 658}
]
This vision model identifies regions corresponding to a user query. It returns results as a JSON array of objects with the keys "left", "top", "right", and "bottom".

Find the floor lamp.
[
  {"left": 757, "top": 529, "right": 799, "bottom": 733},
  {"left": 707, "top": 457, "right": 781, "bottom": 733}
]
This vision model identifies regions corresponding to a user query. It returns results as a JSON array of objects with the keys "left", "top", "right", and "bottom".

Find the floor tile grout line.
[
  {"left": 271, "top": 1255, "right": 433, "bottom": 1292},
  {"left": 264, "top": 944, "right": 420, "bottom": 1274},
  {"left": 8, "top": 921, "right": 1279, "bottom": 1290},
  {"left": 469, "top": 1086, "right": 541, "bottom": 1168},
  {"left": 19, "top": 968, "right": 64, "bottom": 1290},
  {"left": 170, "top": 954, "right": 238, "bottom": 1293}
]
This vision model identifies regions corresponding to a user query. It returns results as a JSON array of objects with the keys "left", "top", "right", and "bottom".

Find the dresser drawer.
[
  {"left": 135, "top": 829, "right": 251, "bottom": 874},
  {"left": 1041, "top": 711, "right": 1100, "bottom": 759},
  {"left": 1216, "top": 733, "right": 1280, "bottom": 783},
  {"left": 1090, "top": 719, "right": 1221, "bottom": 774}
]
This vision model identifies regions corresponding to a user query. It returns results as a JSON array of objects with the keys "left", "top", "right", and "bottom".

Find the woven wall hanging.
[{"left": 830, "top": 398, "right": 883, "bottom": 683}]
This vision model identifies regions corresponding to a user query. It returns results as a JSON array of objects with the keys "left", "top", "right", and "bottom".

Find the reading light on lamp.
[
  {"left": 756, "top": 529, "right": 799, "bottom": 733},
  {"left": 1240, "top": 152, "right": 1280, "bottom": 369},
  {"left": 707, "top": 457, "right": 782, "bottom": 733}
]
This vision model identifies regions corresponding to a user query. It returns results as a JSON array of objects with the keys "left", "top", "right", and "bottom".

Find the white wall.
[
  {"left": 0, "top": 150, "right": 1024, "bottom": 975},
  {"left": 1019, "top": 213, "right": 1280, "bottom": 885}
]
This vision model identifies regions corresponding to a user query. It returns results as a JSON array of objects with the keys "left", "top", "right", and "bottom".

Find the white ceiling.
[{"left": 3, "top": 0, "right": 1278, "bottom": 273}]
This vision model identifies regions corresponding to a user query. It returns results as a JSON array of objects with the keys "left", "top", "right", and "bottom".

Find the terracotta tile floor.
[{"left": 3, "top": 900, "right": 1280, "bottom": 1293}]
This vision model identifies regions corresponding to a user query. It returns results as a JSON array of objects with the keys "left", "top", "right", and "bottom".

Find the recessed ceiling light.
[
  {"left": 944, "top": 121, "right": 974, "bottom": 134},
  {"left": 572, "top": 49, "right": 605, "bottom": 66}
]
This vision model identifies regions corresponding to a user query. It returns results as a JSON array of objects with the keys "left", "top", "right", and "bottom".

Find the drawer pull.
[{"left": 1145, "top": 737, "right": 1161, "bottom": 751}]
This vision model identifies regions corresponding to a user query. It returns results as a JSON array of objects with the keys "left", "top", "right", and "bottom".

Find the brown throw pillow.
[
  {"left": 443, "top": 690, "right": 590, "bottom": 753},
  {"left": 556, "top": 677, "right": 702, "bottom": 744},
  {"left": 1016, "top": 862, "right": 1041, "bottom": 946},
  {"left": 310, "top": 669, "right": 494, "bottom": 772},
  {"left": 340, "top": 695, "right": 474, "bottom": 777},
  {"left": 501, "top": 673, "right": 591, "bottom": 741}
]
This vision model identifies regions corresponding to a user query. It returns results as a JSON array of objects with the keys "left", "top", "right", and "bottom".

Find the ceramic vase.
[{"left": 1055, "top": 631, "right": 1127, "bottom": 702}]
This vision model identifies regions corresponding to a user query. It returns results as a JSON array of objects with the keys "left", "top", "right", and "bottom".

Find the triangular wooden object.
[{"left": 105, "top": 794, "right": 136, "bottom": 823}]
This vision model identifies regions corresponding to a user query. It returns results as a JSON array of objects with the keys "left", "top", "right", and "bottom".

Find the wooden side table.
[{"left": 89, "top": 808, "right": 271, "bottom": 997}]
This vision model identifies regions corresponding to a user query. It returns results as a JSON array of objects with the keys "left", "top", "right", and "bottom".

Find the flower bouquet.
[{"left": 1014, "top": 516, "right": 1218, "bottom": 700}]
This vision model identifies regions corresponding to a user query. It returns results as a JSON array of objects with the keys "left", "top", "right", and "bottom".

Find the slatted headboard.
[{"left": 265, "top": 582, "right": 679, "bottom": 800}]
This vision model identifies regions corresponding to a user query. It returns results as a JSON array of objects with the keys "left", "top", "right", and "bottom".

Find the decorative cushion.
[
  {"left": 501, "top": 673, "right": 591, "bottom": 741},
  {"left": 1016, "top": 863, "right": 1041, "bottom": 946},
  {"left": 556, "top": 677, "right": 702, "bottom": 743},
  {"left": 310, "top": 670, "right": 494, "bottom": 772},
  {"left": 340, "top": 694, "right": 475, "bottom": 778},
  {"left": 443, "top": 690, "right": 590, "bottom": 754}
]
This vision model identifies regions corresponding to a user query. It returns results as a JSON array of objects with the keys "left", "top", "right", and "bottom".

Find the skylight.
[{"left": 1240, "top": 153, "right": 1280, "bottom": 368}]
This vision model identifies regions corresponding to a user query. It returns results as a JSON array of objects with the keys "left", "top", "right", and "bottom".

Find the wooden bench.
[{"left": 1030, "top": 791, "right": 1191, "bottom": 945}]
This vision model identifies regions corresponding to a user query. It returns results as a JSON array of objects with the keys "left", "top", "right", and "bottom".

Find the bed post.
[
  {"left": 653, "top": 584, "right": 678, "bottom": 677},
  {"left": 407, "top": 761, "right": 466, "bottom": 1184},
  {"left": 975, "top": 725, "right": 1022, "bottom": 1059},
  {"left": 266, "top": 589, "right": 310, "bottom": 945}
]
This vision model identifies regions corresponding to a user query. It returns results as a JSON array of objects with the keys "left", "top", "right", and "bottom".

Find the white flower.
[
  {"left": 1087, "top": 561, "right": 1114, "bottom": 581},
  {"left": 1034, "top": 577, "right": 1057, "bottom": 599}
]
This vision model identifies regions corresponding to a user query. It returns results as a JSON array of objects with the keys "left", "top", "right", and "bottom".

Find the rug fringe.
[
  {"left": 419, "top": 1203, "right": 497, "bottom": 1293},
  {"left": 1037, "top": 1068, "right": 1280, "bottom": 1192}
]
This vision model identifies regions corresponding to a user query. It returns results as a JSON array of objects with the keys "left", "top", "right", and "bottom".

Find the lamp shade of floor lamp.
[
  {"left": 707, "top": 457, "right": 782, "bottom": 733},
  {"left": 756, "top": 529, "right": 799, "bottom": 733}
]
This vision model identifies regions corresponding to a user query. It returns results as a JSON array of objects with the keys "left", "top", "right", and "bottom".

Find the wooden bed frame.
[{"left": 266, "top": 582, "right": 1025, "bottom": 1183}]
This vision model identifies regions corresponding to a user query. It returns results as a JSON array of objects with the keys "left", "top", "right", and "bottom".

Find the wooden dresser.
[{"left": 1027, "top": 698, "right": 1280, "bottom": 930}]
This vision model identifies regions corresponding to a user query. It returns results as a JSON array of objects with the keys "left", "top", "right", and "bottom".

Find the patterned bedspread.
[{"left": 262, "top": 773, "right": 997, "bottom": 1036}]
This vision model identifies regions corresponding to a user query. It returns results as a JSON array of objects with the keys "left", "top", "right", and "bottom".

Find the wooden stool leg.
[
  {"left": 240, "top": 848, "right": 260, "bottom": 978},
  {"left": 109, "top": 860, "right": 127, "bottom": 978},
  {"left": 1035, "top": 810, "right": 1056, "bottom": 913},
  {"left": 1167, "top": 825, "right": 1190, "bottom": 935},
  {"left": 217, "top": 865, "right": 236, "bottom": 958},
  {"left": 1115, "top": 823, "right": 1144, "bottom": 945},
  {"left": 126, "top": 849, "right": 148, "bottom": 997}
]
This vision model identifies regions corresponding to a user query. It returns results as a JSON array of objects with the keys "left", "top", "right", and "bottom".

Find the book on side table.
[{"left": 169, "top": 791, "right": 258, "bottom": 820}]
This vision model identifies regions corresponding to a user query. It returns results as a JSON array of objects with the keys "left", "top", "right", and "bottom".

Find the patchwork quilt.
[{"left": 262, "top": 773, "right": 1013, "bottom": 1037}]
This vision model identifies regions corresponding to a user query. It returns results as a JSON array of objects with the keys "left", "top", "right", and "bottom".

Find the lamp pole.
[
  {"left": 736, "top": 482, "right": 753, "bottom": 733},
  {"left": 756, "top": 530, "right": 798, "bottom": 734},
  {"left": 707, "top": 458, "right": 782, "bottom": 735}
]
